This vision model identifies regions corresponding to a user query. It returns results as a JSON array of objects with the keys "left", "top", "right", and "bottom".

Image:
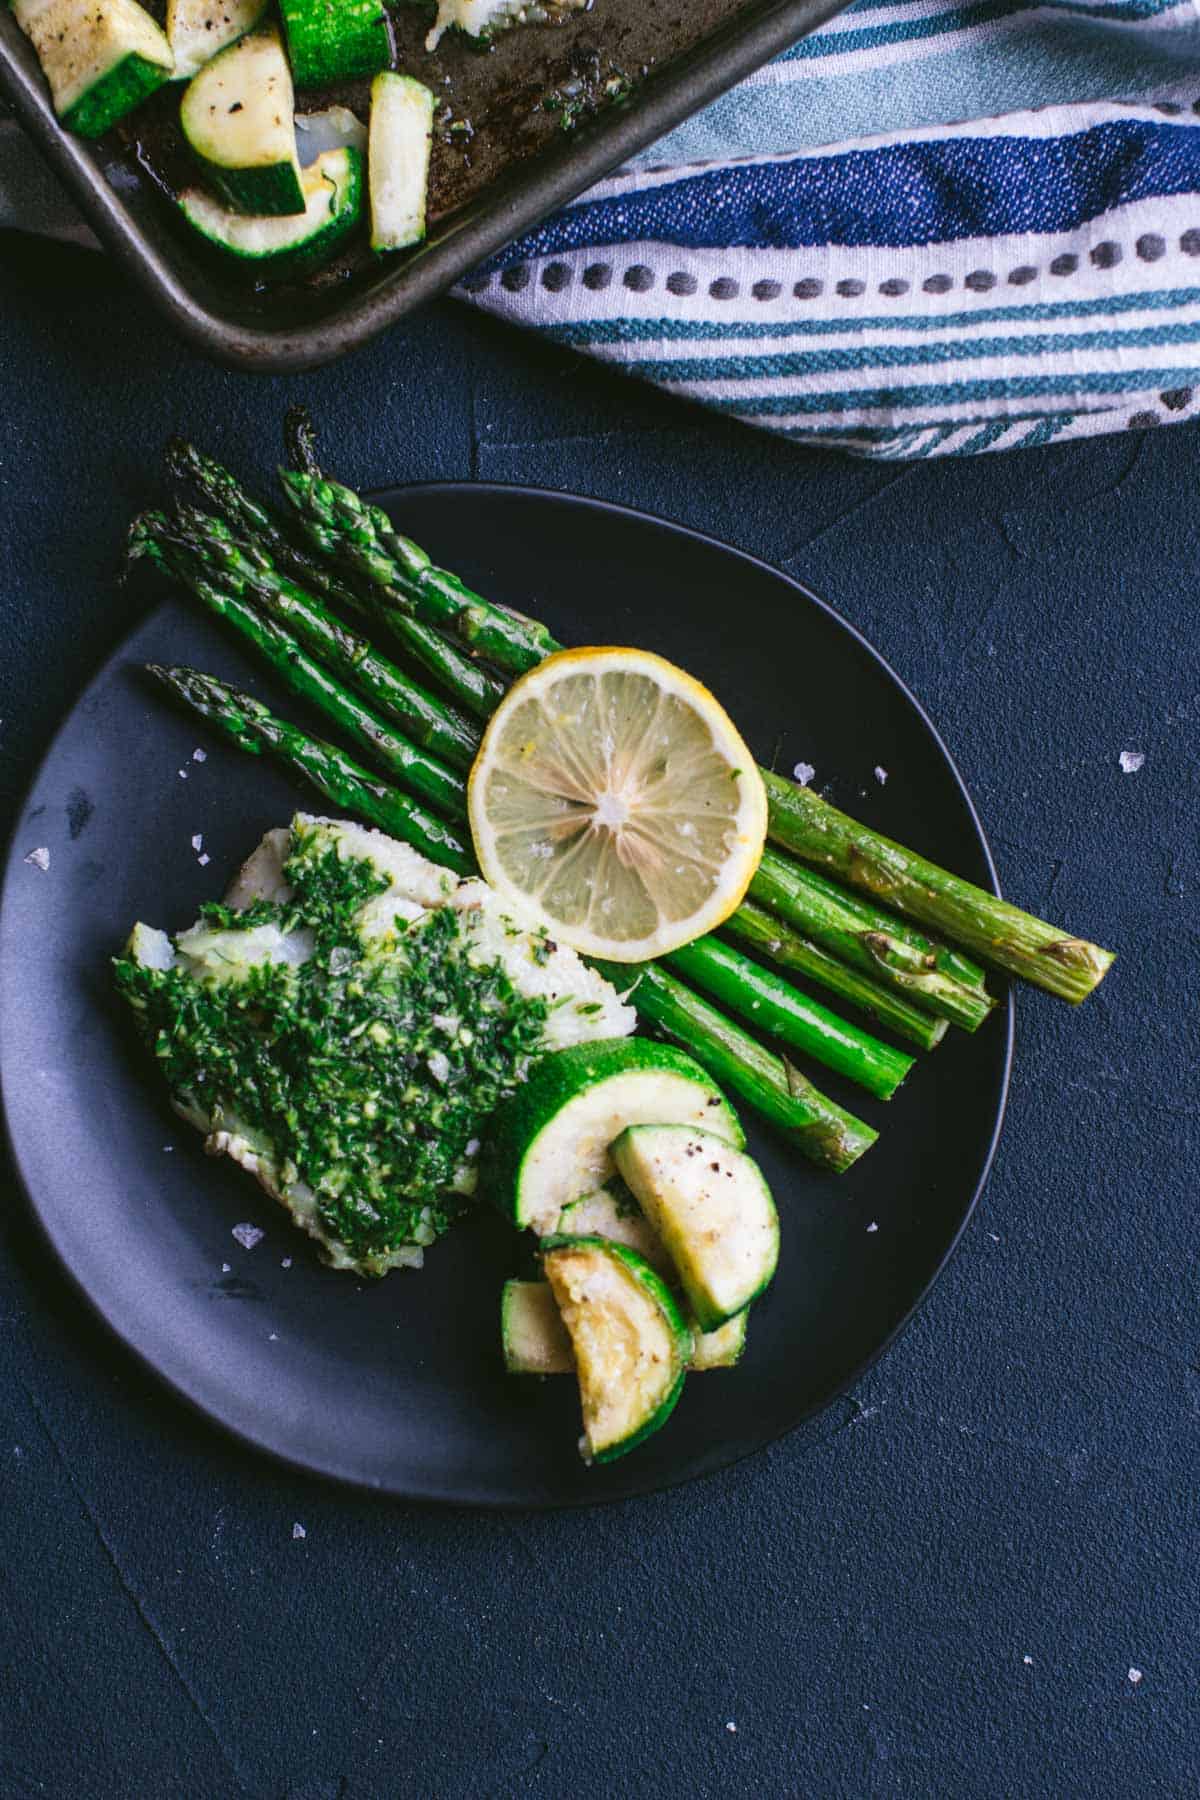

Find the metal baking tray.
[{"left": 0, "top": 0, "right": 850, "bottom": 372}]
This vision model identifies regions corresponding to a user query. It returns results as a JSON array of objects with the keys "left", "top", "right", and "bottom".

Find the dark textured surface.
[{"left": 1, "top": 232, "right": 1197, "bottom": 1798}]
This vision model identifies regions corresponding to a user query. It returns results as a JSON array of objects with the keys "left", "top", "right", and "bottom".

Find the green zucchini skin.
[
  {"left": 540, "top": 1235, "right": 693, "bottom": 1463},
  {"left": 177, "top": 146, "right": 362, "bottom": 278},
  {"left": 486, "top": 1037, "right": 744, "bottom": 1232},
  {"left": 278, "top": 0, "right": 390, "bottom": 86},
  {"left": 193, "top": 157, "right": 304, "bottom": 220},
  {"left": 62, "top": 50, "right": 171, "bottom": 134}
]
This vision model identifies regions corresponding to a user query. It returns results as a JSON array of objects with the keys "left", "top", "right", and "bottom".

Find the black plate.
[{"left": 0, "top": 488, "right": 1011, "bottom": 1507}]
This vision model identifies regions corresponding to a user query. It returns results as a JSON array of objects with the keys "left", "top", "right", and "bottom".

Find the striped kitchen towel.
[{"left": 455, "top": 0, "right": 1200, "bottom": 456}]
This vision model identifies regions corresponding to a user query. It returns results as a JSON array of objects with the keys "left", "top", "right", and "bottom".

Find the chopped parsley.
[{"left": 114, "top": 826, "right": 548, "bottom": 1268}]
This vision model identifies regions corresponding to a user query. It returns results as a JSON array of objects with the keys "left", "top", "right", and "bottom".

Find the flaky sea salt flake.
[
  {"left": 874, "top": 766, "right": 888, "bottom": 785},
  {"left": 231, "top": 1222, "right": 264, "bottom": 1250},
  {"left": 192, "top": 747, "right": 207, "bottom": 762},
  {"left": 24, "top": 847, "right": 49, "bottom": 871},
  {"left": 1128, "top": 1667, "right": 1143, "bottom": 1685},
  {"left": 866, "top": 1221, "right": 879, "bottom": 1234},
  {"left": 1119, "top": 750, "right": 1145, "bottom": 774},
  {"left": 292, "top": 1521, "right": 306, "bottom": 1540},
  {"left": 792, "top": 761, "right": 816, "bottom": 787},
  {"left": 198, "top": 854, "right": 211, "bottom": 867}
]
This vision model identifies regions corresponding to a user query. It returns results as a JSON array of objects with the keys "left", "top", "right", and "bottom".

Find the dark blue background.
[{"left": 2, "top": 232, "right": 1196, "bottom": 1800}]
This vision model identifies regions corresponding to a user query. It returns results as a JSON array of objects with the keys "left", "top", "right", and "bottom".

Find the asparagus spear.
[
  {"left": 726, "top": 901, "right": 947, "bottom": 1054},
  {"left": 593, "top": 960, "right": 878, "bottom": 1174},
  {"left": 761, "top": 771, "right": 1114, "bottom": 1003},
  {"left": 147, "top": 666, "right": 475, "bottom": 876},
  {"left": 158, "top": 488, "right": 503, "bottom": 728},
  {"left": 279, "top": 415, "right": 558, "bottom": 676},
  {"left": 665, "top": 935, "right": 914, "bottom": 1101},
  {"left": 280, "top": 464, "right": 557, "bottom": 676},
  {"left": 167, "top": 436, "right": 363, "bottom": 618},
  {"left": 130, "top": 507, "right": 486, "bottom": 770},
  {"left": 770, "top": 859, "right": 987, "bottom": 989},
  {"left": 749, "top": 849, "right": 995, "bottom": 1034},
  {"left": 168, "top": 437, "right": 502, "bottom": 738},
  {"left": 152, "top": 661, "right": 877, "bottom": 1171},
  {"left": 137, "top": 540, "right": 468, "bottom": 821}
]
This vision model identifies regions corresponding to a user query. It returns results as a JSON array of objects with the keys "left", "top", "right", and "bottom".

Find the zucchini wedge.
[
  {"left": 502, "top": 1279, "right": 574, "bottom": 1374},
  {"left": 180, "top": 24, "right": 303, "bottom": 216},
  {"left": 558, "top": 1184, "right": 670, "bottom": 1276},
  {"left": 368, "top": 72, "right": 433, "bottom": 252},
  {"left": 12, "top": 0, "right": 173, "bottom": 138},
  {"left": 689, "top": 1309, "right": 748, "bottom": 1370},
  {"left": 541, "top": 1237, "right": 692, "bottom": 1463},
  {"left": 177, "top": 145, "right": 362, "bottom": 277},
  {"left": 166, "top": 0, "right": 266, "bottom": 81},
  {"left": 487, "top": 1038, "right": 744, "bottom": 1235},
  {"left": 278, "top": 0, "right": 389, "bottom": 87},
  {"left": 502, "top": 1278, "right": 746, "bottom": 1375},
  {"left": 612, "top": 1123, "right": 779, "bottom": 1331}
]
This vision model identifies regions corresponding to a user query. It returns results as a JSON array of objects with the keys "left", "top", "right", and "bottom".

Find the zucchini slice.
[
  {"left": 541, "top": 1237, "right": 692, "bottom": 1463},
  {"left": 557, "top": 1184, "right": 670, "bottom": 1276},
  {"left": 180, "top": 24, "right": 304, "bottom": 216},
  {"left": 502, "top": 1279, "right": 574, "bottom": 1374},
  {"left": 166, "top": 0, "right": 266, "bottom": 81},
  {"left": 368, "top": 72, "right": 433, "bottom": 252},
  {"left": 178, "top": 146, "right": 362, "bottom": 276},
  {"left": 689, "top": 1309, "right": 748, "bottom": 1370},
  {"left": 12, "top": 0, "right": 173, "bottom": 137},
  {"left": 502, "top": 1278, "right": 747, "bottom": 1376},
  {"left": 487, "top": 1038, "right": 744, "bottom": 1235},
  {"left": 278, "top": 0, "right": 389, "bottom": 87},
  {"left": 611, "top": 1123, "right": 779, "bottom": 1331}
]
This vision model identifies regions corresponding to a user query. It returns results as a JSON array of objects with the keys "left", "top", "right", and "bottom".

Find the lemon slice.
[{"left": 467, "top": 647, "right": 767, "bottom": 961}]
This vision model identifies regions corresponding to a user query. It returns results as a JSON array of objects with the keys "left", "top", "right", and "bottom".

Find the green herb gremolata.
[{"left": 113, "top": 827, "right": 548, "bottom": 1264}]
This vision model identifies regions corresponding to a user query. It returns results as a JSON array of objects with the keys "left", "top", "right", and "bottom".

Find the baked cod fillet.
[{"left": 115, "top": 814, "right": 634, "bottom": 1274}]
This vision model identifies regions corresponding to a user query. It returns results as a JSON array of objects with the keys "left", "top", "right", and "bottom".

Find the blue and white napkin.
[
  {"left": 458, "top": 0, "right": 1200, "bottom": 455},
  {"left": 7, "top": 0, "right": 1200, "bottom": 456}
]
